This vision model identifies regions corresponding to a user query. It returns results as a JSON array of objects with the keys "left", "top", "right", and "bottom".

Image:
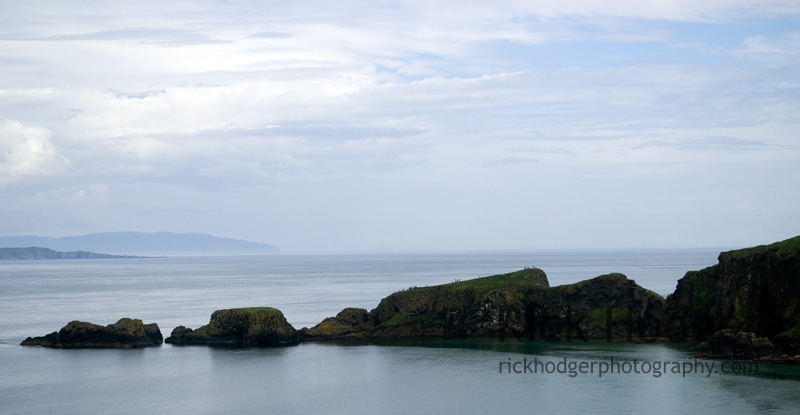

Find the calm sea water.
[{"left": 1, "top": 250, "right": 799, "bottom": 414}]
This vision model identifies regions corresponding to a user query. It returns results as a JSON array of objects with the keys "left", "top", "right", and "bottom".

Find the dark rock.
[
  {"left": 21, "top": 318, "right": 163, "bottom": 348},
  {"left": 143, "top": 322, "right": 163, "bottom": 343},
  {"left": 697, "top": 330, "right": 775, "bottom": 359},
  {"left": 301, "top": 268, "right": 665, "bottom": 342},
  {"left": 300, "top": 308, "right": 374, "bottom": 340},
  {"left": 663, "top": 235, "right": 800, "bottom": 358},
  {"left": 166, "top": 307, "right": 299, "bottom": 346}
]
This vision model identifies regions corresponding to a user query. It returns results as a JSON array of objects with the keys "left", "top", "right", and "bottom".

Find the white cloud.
[
  {"left": 0, "top": 120, "right": 67, "bottom": 185},
  {"left": 63, "top": 189, "right": 87, "bottom": 202},
  {"left": 734, "top": 32, "right": 800, "bottom": 63},
  {"left": 61, "top": 184, "right": 108, "bottom": 203},
  {"left": 0, "top": 1, "right": 798, "bottom": 250}
]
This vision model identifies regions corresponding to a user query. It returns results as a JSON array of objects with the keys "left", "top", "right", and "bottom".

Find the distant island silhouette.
[
  {"left": 0, "top": 247, "right": 142, "bottom": 260},
  {"left": 0, "top": 231, "right": 279, "bottom": 255}
]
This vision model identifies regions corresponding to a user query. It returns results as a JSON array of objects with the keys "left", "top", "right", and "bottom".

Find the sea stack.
[{"left": 166, "top": 307, "right": 300, "bottom": 346}]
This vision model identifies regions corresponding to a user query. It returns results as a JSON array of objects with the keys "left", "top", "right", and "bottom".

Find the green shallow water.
[{"left": 2, "top": 340, "right": 799, "bottom": 415}]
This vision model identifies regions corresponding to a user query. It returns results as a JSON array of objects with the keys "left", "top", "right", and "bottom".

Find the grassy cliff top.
[
  {"left": 444, "top": 267, "right": 549, "bottom": 292},
  {"left": 228, "top": 307, "right": 280, "bottom": 314},
  {"left": 721, "top": 235, "right": 800, "bottom": 260},
  {"left": 555, "top": 272, "right": 665, "bottom": 302},
  {"left": 376, "top": 268, "right": 549, "bottom": 317}
]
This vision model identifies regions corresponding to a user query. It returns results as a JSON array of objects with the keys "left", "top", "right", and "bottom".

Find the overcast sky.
[{"left": 1, "top": 1, "right": 798, "bottom": 252}]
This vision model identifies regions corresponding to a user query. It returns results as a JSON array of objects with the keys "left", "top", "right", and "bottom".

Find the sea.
[{"left": 1, "top": 250, "right": 799, "bottom": 414}]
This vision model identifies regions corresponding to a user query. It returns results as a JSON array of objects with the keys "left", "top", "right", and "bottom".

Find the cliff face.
[
  {"left": 663, "top": 236, "right": 800, "bottom": 358},
  {"left": 301, "top": 268, "right": 665, "bottom": 342},
  {"left": 165, "top": 307, "right": 300, "bottom": 346},
  {"left": 21, "top": 318, "right": 163, "bottom": 348}
]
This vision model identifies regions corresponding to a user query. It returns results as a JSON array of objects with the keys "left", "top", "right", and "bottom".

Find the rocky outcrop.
[
  {"left": 166, "top": 307, "right": 300, "bottom": 346},
  {"left": 299, "top": 308, "right": 375, "bottom": 340},
  {"left": 21, "top": 318, "right": 163, "bottom": 348},
  {"left": 664, "top": 235, "right": 800, "bottom": 359},
  {"left": 301, "top": 268, "right": 665, "bottom": 342},
  {"left": 696, "top": 330, "right": 776, "bottom": 360},
  {"left": 546, "top": 273, "right": 665, "bottom": 341}
]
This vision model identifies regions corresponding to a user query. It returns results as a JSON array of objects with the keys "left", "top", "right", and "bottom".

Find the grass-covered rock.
[
  {"left": 21, "top": 318, "right": 163, "bottom": 348},
  {"left": 166, "top": 307, "right": 299, "bottom": 346},
  {"left": 302, "top": 267, "right": 665, "bottom": 341},
  {"left": 664, "top": 235, "right": 800, "bottom": 358}
]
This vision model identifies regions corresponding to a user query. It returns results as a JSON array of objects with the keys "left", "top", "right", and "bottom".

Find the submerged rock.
[
  {"left": 166, "top": 307, "right": 300, "bottom": 346},
  {"left": 21, "top": 318, "right": 163, "bottom": 348}
]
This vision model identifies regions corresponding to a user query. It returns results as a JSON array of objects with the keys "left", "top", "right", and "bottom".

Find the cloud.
[
  {"left": 61, "top": 184, "right": 108, "bottom": 203},
  {"left": 0, "top": 1, "right": 799, "bottom": 250},
  {"left": 11, "top": 28, "right": 231, "bottom": 46},
  {"left": 734, "top": 32, "right": 800, "bottom": 63},
  {"left": 63, "top": 189, "right": 87, "bottom": 202},
  {"left": 635, "top": 136, "right": 772, "bottom": 151},
  {"left": 487, "top": 157, "right": 539, "bottom": 166},
  {"left": 0, "top": 120, "right": 67, "bottom": 185}
]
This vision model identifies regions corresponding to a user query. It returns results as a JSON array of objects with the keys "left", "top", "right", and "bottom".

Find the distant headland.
[
  {"left": 0, "top": 247, "right": 142, "bottom": 260},
  {"left": 0, "top": 231, "right": 279, "bottom": 256}
]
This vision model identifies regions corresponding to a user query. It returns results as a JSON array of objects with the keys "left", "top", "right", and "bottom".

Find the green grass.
[
  {"left": 722, "top": 235, "right": 800, "bottom": 260},
  {"left": 445, "top": 268, "right": 548, "bottom": 292},
  {"left": 375, "top": 268, "right": 549, "bottom": 327},
  {"left": 691, "top": 275, "right": 714, "bottom": 305},
  {"left": 559, "top": 273, "right": 625, "bottom": 294},
  {"left": 584, "top": 307, "right": 630, "bottom": 326},
  {"left": 785, "top": 299, "right": 800, "bottom": 319},
  {"left": 779, "top": 323, "right": 800, "bottom": 338},
  {"left": 231, "top": 307, "right": 280, "bottom": 314}
]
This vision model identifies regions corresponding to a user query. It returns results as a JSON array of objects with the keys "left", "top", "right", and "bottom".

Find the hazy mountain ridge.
[{"left": 0, "top": 232, "right": 278, "bottom": 255}]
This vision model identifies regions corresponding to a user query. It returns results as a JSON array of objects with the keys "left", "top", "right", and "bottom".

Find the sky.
[{"left": 1, "top": 0, "right": 799, "bottom": 252}]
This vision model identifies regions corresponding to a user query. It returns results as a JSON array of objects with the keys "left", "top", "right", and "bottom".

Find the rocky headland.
[
  {"left": 21, "top": 318, "right": 163, "bottom": 348},
  {"left": 300, "top": 235, "right": 800, "bottom": 360},
  {"left": 663, "top": 236, "right": 800, "bottom": 361},
  {"left": 300, "top": 268, "right": 665, "bottom": 342}
]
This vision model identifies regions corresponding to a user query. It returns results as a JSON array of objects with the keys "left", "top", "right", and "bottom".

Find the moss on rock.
[
  {"left": 21, "top": 318, "right": 163, "bottom": 348},
  {"left": 301, "top": 268, "right": 664, "bottom": 341},
  {"left": 664, "top": 235, "right": 800, "bottom": 358},
  {"left": 166, "top": 307, "right": 299, "bottom": 346}
]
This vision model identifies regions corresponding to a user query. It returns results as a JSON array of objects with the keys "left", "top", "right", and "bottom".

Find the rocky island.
[
  {"left": 165, "top": 307, "right": 300, "bottom": 346},
  {"left": 21, "top": 318, "right": 163, "bottom": 348}
]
